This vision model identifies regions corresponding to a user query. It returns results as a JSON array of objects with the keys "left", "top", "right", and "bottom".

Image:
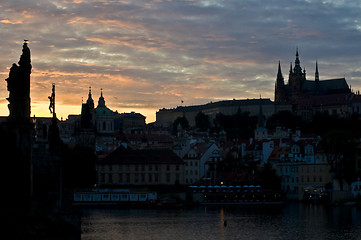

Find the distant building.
[
  {"left": 297, "top": 162, "right": 331, "bottom": 200},
  {"left": 98, "top": 146, "right": 184, "bottom": 186},
  {"left": 296, "top": 93, "right": 358, "bottom": 121},
  {"left": 95, "top": 89, "right": 116, "bottom": 134},
  {"left": 268, "top": 137, "right": 332, "bottom": 200},
  {"left": 275, "top": 49, "right": 351, "bottom": 104},
  {"left": 116, "top": 112, "right": 146, "bottom": 134},
  {"left": 156, "top": 98, "right": 276, "bottom": 128},
  {"left": 74, "top": 87, "right": 146, "bottom": 150},
  {"left": 77, "top": 87, "right": 116, "bottom": 135},
  {"left": 183, "top": 141, "right": 221, "bottom": 185}
]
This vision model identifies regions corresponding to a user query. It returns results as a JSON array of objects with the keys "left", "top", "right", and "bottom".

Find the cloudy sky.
[{"left": 1, "top": 0, "right": 361, "bottom": 122}]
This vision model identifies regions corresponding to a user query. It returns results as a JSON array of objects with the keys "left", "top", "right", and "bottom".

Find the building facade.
[
  {"left": 182, "top": 141, "right": 222, "bottom": 185},
  {"left": 156, "top": 98, "right": 275, "bottom": 128},
  {"left": 98, "top": 147, "right": 184, "bottom": 186},
  {"left": 116, "top": 112, "right": 146, "bottom": 134},
  {"left": 269, "top": 138, "right": 332, "bottom": 200}
]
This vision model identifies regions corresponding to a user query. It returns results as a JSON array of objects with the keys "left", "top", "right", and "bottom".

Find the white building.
[{"left": 183, "top": 141, "right": 221, "bottom": 185}]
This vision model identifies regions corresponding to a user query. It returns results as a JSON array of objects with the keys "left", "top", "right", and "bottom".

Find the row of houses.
[
  {"left": 97, "top": 123, "right": 361, "bottom": 201},
  {"left": 26, "top": 87, "right": 361, "bottom": 202},
  {"left": 97, "top": 136, "right": 223, "bottom": 187},
  {"left": 29, "top": 108, "right": 361, "bottom": 202}
]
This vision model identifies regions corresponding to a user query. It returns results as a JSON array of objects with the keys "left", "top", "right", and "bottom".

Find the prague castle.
[
  {"left": 156, "top": 49, "right": 361, "bottom": 127},
  {"left": 274, "top": 49, "right": 351, "bottom": 103}
]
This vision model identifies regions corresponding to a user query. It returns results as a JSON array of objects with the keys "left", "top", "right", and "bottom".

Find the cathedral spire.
[
  {"left": 295, "top": 48, "right": 300, "bottom": 65},
  {"left": 293, "top": 48, "right": 302, "bottom": 74},
  {"left": 315, "top": 61, "right": 319, "bottom": 82},
  {"left": 277, "top": 61, "right": 283, "bottom": 82},
  {"left": 275, "top": 61, "right": 286, "bottom": 103}
]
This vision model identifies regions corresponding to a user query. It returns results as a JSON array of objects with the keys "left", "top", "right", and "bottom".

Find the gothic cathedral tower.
[
  {"left": 288, "top": 49, "right": 306, "bottom": 101},
  {"left": 275, "top": 49, "right": 307, "bottom": 103},
  {"left": 275, "top": 61, "right": 286, "bottom": 103}
]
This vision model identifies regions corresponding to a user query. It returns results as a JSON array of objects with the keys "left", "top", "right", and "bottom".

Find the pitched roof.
[
  {"left": 120, "top": 112, "right": 145, "bottom": 119},
  {"left": 100, "top": 146, "right": 183, "bottom": 165},
  {"left": 268, "top": 146, "right": 290, "bottom": 162},
  {"left": 302, "top": 78, "right": 350, "bottom": 94}
]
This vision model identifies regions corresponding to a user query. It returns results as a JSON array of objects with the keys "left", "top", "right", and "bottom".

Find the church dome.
[{"left": 95, "top": 89, "right": 114, "bottom": 116}]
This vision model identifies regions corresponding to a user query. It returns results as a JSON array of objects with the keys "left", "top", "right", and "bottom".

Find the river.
[{"left": 81, "top": 203, "right": 361, "bottom": 240}]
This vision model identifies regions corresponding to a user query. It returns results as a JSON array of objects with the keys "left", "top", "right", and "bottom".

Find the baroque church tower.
[{"left": 80, "top": 86, "right": 96, "bottom": 129}]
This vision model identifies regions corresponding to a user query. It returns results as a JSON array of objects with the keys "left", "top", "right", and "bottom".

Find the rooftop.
[
  {"left": 100, "top": 146, "right": 183, "bottom": 165},
  {"left": 158, "top": 98, "right": 273, "bottom": 113}
]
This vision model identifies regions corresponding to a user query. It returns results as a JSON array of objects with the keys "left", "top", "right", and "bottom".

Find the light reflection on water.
[{"left": 81, "top": 204, "right": 361, "bottom": 240}]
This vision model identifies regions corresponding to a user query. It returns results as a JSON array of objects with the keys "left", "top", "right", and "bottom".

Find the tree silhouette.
[
  {"left": 213, "top": 109, "right": 257, "bottom": 139},
  {"left": 258, "top": 162, "right": 281, "bottom": 189},
  {"left": 195, "top": 111, "right": 210, "bottom": 131},
  {"left": 172, "top": 116, "right": 189, "bottom": 135},
  {"left": 266, "top": 110, "right": 301, "bottom": 130}
]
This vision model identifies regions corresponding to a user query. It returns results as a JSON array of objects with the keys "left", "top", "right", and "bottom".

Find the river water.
[{"left": 81, "top": 204, "right": 361, "bottom": 240}]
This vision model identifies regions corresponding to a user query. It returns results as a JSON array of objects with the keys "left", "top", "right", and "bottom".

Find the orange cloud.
[{"left": 0, "top": 19, "right": 22, "bottom": 24}]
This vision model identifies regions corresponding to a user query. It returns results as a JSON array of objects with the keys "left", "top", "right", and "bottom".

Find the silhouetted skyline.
[{"left": 0, "top": 0, "right": 361, "bottom": 122}]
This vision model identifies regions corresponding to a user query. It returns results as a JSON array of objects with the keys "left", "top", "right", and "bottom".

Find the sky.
[{"left": 1, "top": 0, "right": 361, "bottom": 123}]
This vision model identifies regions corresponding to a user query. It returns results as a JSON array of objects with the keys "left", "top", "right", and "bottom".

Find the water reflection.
[{"left": 81, "top": 204, "right": 361, "bottom": 240}]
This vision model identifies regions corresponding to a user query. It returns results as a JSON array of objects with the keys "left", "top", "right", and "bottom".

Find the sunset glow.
[{"left": 1, "top": 0, "right": 361, "bottom": 123}]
